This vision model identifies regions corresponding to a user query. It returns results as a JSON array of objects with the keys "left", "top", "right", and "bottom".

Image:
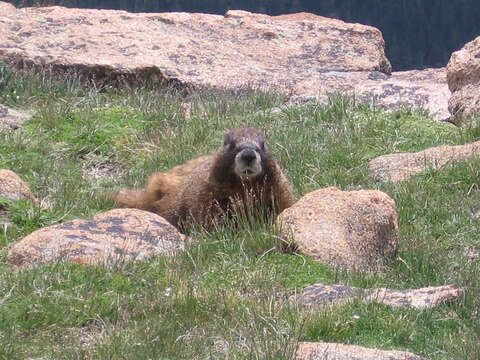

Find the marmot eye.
[
  {"left": 260, "top": 141, "right": 265, "bottom": 150},
  {"left": 224, "top": 140, "right": 235, "bottom": 150}
]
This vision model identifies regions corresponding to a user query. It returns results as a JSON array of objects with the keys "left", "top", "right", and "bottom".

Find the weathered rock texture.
[
  {"left": 277, "top": 187, "right": 398, "bottom": 272},
  {"left": 369, "top": 140, "right": 480, "bottom": 182},
  {"left": 298, "top": 283, "right": 463, "bottom": 309},
  {"left": 0, "top": 2, "right": 449, "bottom": 120},
  {"left": 7, "top": 208, "right": 184, "bottom": 267},
  {"left": 0, "top": 169, "right": 38, "bottom": 204},
  {"left": 447, "top": 35, "right": 480, "bottom": 126},
  {"left": 296, "top": 342, "right": 426, "bottom": 360},
  {"left": 0, "top": 105, "right": 30, "bottom": 131}
]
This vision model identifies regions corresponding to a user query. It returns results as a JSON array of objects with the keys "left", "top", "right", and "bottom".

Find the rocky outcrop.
[
  {"left": 277, "top": 187, "right": 398, "bottom": 272},
  {"left": 0, "top": 3, "right": 450, "bottom": 120},
  {"left": 297, "top": 283, "right": 463, "bottom": 309},
  {"left": 0, "top": 169, "right": 38, "bottom": 204},
  {"left": 7, "top": 208, "right": 184, "bottom": 267},
  {"left": 369, "top": 140, "right": 480, "bottom": 182},
  {"left": 0, "top": 5, "right": 389, "bottom": 85},
  {"left": 296, "top": 342, "right": 426, "bottom": 360},
  {"left": 447, "top": 35, "right": 480, "bottom": 126},
  {"left": 0, "top": 105, "right": 30, "bottom": 132}
]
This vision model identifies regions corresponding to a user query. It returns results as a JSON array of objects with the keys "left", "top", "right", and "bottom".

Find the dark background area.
[{"left": 7, "top": 0, "right": 480, "bottom": 71}]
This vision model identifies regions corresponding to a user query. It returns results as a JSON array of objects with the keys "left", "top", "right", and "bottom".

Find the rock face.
[
  {"left": 447, "top": 35, "right": 480, "bottom": 126},
  {"left": 0, "top": 169, "right": 38, "bottom": 204},
  {"left": 0, "top": 3, "right": 449, "bottom": 120},
  {"left": 0, "top": 5, "right": 389, "bottom": 85},
  {"left": 0, "top": 105, "right": 30, "bottom": 132},
  {"left": 290, "top": 67, "right": 450, "bottom": 121},
  {"left": 277, "top": 187, "right": 398, "bottom": 272},
  {"left": 7, "top": 208, "right": 184, "bottom": 267},
  {"left": 298, "top": 283, "right": 463, "bottom": 309},
  {"left": 296, "top": 342, "right": 426, "bottom": 360},
  {"left": 369, "top": 140, "right": 480, "bottom": 182}
]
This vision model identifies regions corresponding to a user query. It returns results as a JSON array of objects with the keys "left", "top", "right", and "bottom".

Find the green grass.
[{"left": 0, "top": 62, "right": 479, "bottom": 359}]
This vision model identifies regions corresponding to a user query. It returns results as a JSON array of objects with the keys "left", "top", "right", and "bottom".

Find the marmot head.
[{"left": 211, "top": 127, "right": 274, "bottom": 185}]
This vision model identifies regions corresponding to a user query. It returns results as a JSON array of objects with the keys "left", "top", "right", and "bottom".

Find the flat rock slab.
[
  {"left": 296, "top": 342, "right": 426, "bottom": 360},
  {"left": 7, "top": 208, "right": 184, "bottom": 268},
  {"left": 298, "top": 283, "right": 463, "bottom": 310},
  {"left": 0, "top": 104, "right": 30, "bottom": 131},
  {"left": 277, "top": 187, "right": 398, "bottom": 272},
  {"left": 0, "top": 169, "right": 38, "bottom": 204},
  {"left": 0, "top": 3, "right": 449, "bottom": 120},
  {"left": 369, "top": 140, "right": 480, "bottom": 182},
  {"left": 291, "top": 67, "right": 450, "bottom": 121}
]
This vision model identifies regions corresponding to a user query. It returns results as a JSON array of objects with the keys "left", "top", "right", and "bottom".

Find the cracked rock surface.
[
  {"left": 369, "top": 140, "right": 480, "bottom": 182},
  {"left": 297, "top": 283, "right": 463, "bottom": 309},
  {"left": 7, "top": 208, "right": 185, "bottom": 268},
  {"left": 0, "top": 2, "right": 450, "bottom": 120}
]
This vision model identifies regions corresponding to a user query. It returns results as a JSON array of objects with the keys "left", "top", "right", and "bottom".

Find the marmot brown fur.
[{"left": 115, "top": 127, "right": 295, "bottom": 231}]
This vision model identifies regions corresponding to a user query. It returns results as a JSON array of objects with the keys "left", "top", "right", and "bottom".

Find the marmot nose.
[{"left": 241, "top": 149, "right": 256, "bottom": 163}]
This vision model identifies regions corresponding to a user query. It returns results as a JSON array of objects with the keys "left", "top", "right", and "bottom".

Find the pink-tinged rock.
[
  {"left": 0, "top": 169, "right": 38, "bottom": 204},
  {"left": 369, "top": 140, "right": 480, "bottom": 182},
  {"left": 356, "top": 68, "right": 450, "bottom": 121},
  {"left": 447, "top": 36, "right": 480, "bottom": 126},
  {"left": 366, "top": 285, "right": 463, "bottom": 309},
  {"left": 296, "top": 342, "right": 426, "bottom": 360},
  {"left": 290, "top": 67, "right": 450, "bottom": 121},
  {"left": 0, "top": 104, "right": 30, "bottom": 131},
  {"left": 7, "top": 208, "right": 184, "bottom": 268},
  {"left": 298, "top": 283, "right": 463, "bottom": 309},
  {"left": 0, "top": 3, "right": 451, "bottom": 120},
  {"left": 0, "top": 5, "right": 389, "bottom": 86},
  {"left": 277, "top": 187, "right": 398, "bottom": 272},
  {"left": 0, "top": 1, "right": 17, "bottom": 14}
]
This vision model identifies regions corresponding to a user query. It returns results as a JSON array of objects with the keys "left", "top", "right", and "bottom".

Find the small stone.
[
  {"left": 296, "top": 283, "right": 366, "bottom": 306},
  {"left": 296, "top": 342, "right": 426, "bottom": 360},
  {"left": 0, "top": 169, "right": 38, "bottom": 204},
  {"left": 0, "top": 105, "right": 30, "bottom": 132}
]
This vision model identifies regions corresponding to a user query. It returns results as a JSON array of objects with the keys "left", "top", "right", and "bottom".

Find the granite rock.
[
  {"left": 369, "top": 140, "right": 480, "bottom": 182},
  {"left": 277, "top": 187, "right": 398, "bottom": 272},
  {"left": 296, "top": 342, "right": 426, "bottom": 360},
  {"left": 447, "top": 35, "right": 480, "bottom": 126},
  {"left": 0, "top": 3, "right": 451, "bottom": 120},
  {"left": 298, "top": 283, "right": 463, "bottom": 309},
  {"left": 7, "top": 208, "right": 184, "bottom": 267}
]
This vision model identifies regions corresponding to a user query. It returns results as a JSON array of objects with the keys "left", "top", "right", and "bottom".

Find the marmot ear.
[{"left": 223, "top": 133, "right": 231, "bottom": 146}]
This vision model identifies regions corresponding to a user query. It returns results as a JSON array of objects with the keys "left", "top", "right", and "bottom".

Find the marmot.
[{"left": 115, "top": 127, "right": 295, "bottom": 231}]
